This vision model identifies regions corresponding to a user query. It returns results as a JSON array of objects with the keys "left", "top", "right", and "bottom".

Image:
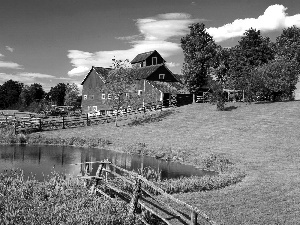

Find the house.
[{"left": 80, "top": 50, "right": 190, "bottom": 114}]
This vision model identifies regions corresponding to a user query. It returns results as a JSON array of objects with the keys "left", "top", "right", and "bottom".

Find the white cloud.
[
  {"left": 166, "top": 62, "right": 181, "bottom": 68},
  {"left": 17, "top": 72, "right": 56, "bottom": 79},
  {"left": 207, "top": 4, "right": 300, "bottom": 42},
  {"left": 0, "top": 72, "right": 58, "bottom": 90},
  {"left": 68, "top": 66, "right": 90, "bottom": 77},
  {"left": 67, "top": 13, "right": 201, "bottom": 76},
  {"left": 0, "top": 61, "right": 22, "bottom": 69},
  {"left": 0, "top": 53, "right": 4, "bottom": 57},
  {"left": 5, "top": 46, "right": 14, "bottom": 52}
]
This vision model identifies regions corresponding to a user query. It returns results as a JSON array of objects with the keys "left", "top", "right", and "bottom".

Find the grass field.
[{"left": 29, "top": 101, "right": 300, "bottom": 224}]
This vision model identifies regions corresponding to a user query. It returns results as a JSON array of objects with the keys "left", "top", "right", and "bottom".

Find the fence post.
[
  {"left": 62, "top": 116, "right": 66, "bottom": 129},
  {"left": 86, "top": 114, "right": 89, "bottom": 126},
  {"left": 39, "top": 118, "right": 42, "bottom": 131},
  {"left": 190, "top": 210, "right": 197, "bottom": 225},
  {"left": 129, "top": 178, "right": 141, "bottom": 215}
]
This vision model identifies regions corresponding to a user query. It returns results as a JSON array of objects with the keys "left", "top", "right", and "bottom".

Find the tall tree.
[
  {"left": 0, "top": 80, "right": 23, "bottom": 109},
  {"left": 209, "top": 47, "right": 231, "bottom": 110},
  {"left": 228, "top": 28, "right": 274, "bottom": 101},
  {"left": 181, "top": 23, "right": 218, "bottom": 94},
  {"left": 64, "top": 83, "right": 80, "bottom": 106},
  {"left": 105, "top": 59, "right": 141, "bottom": 126},
  {"left": 276, "top": 26, "right": 300, "bottom": 63},
  {"left": 48, "top": 83, "right": 67, "bottom": 106}
]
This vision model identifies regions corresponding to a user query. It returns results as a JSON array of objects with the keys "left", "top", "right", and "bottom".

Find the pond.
[{"left": 0, "top": 145, "right": 216, "bottom": 181}]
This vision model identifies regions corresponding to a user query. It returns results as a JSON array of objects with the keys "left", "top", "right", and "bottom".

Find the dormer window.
[
  {"left": 159, "top": 74, "right": 165, "bottom": 80},
  {"left": 152, "top": 57, "right": 157, "bottom": 65}
]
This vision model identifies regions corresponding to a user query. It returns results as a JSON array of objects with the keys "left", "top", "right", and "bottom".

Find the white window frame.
[
  {"left": 102, "top": 93, "right": 105, "bottom": 99},
  {"left": 152, "top": 57, "right": 157, "bottom": 65},
  {"left": 159, "top": 74, "right": 165, "bottom": 80},
  {"left": 107, "top": 94, "right": 112, "bottom": 99},
  {"left": 83, "top": 95, "right": 87, "bottom": 100},
  {"left": 138, "top": 90, "right": 143, "bottom": 96}
]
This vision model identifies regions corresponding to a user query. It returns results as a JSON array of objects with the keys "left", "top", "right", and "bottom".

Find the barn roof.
[
  {"left": 80, "top": 67, "right": 112, "bottom": 85},
  {"left": 147, "top": 80, "right": 188, "bottom": 94},
  {"left": 131, "top": 50, "right": 166, "bottom": 64},
  {"left": 130, "top": 64, "right": 162, "bottom": 79}
]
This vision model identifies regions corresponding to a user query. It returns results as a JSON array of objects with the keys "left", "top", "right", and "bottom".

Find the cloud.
[
  {"left": 207, "top": 4, "right": 300, "bottom": 42},
  {"left": 166, "top": 62, "right": 181, "bottom": 68},
  {"left": 17, "top": 72, "right": 56, "bottom": 79},
  {"left": 68, "top": 66, "right": 90, "bottom": 77},
  {"left": 0, "top": 61, "right": 23, "bottom": 69},
  {"left": 68, "top": 13, "right": 201, "bottom": 76},
  {"left": 0, "top": 53, "right": 4, "bottom": 57},
  {"left": 5, "top": 46, "right": 14, "bottom": 52},
  {"left": 0, "top": 72, "right": 57, "bottom": 87}
]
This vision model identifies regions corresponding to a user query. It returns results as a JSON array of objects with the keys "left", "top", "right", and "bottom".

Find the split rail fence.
[
  {"left": 73, "top": 160, "right": 217, "bottom": 225},
  {"left": 0, "top": 100, "right": 176, "bottom": 134}
]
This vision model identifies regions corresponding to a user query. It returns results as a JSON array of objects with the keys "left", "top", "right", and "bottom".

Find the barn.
[{"left": 80, "top": 50, "right": 191, "bottom": 114}]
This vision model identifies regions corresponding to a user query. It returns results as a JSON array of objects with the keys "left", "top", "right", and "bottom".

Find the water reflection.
[{"left": 0, "top": 145, "right": 216, "bottom": 181}]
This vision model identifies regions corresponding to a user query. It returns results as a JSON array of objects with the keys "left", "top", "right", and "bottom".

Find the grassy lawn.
[{"left": 30, "top": 101, "right": 300, "bottom": 224}]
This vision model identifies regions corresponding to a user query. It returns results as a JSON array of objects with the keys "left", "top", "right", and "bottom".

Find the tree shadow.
[{"left": 224, "top": 106, "right": 238, "bottom": 111}]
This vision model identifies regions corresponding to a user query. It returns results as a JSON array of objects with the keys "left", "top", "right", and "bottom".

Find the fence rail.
[
  {"left": 0, "top": 100, "right": 176, "bottom": 134},
  {"left": 74, "top": 160, "right": 217, "bottom": 225}
]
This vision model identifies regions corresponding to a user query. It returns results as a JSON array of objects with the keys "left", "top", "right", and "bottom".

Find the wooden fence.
[
  {"left": 73, "top": 160, "right": 217, "bottom": 225},
  {"left": 0, "top": 100, "right": 176, "bottom": 134}
]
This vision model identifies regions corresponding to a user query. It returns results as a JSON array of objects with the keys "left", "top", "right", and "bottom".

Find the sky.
[{"left": 1, "top": 0, "right": 300, "bottom": 91}]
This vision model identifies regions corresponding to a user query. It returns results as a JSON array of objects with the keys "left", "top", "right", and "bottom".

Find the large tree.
[
  {"left": 64, "top": 83, "right": 80, "bottom": 106},
  {"left": 48, "top": 83, "right": 67, "bottom": 106},
  {"left": 275, "top": 26, "right": 300, "bottom": 63},
  {"left": 228, "top": 28, "right": 274, "bottom": 101},
  {"left": 181, "top": 23, "right": 218, "bottom": 94},
  {"left": 0, "top": 80, "right": 23, "bottom": 109},
  {"left": 105, "top": 59, "right": 141, "bottom": 126},
  {"left": 254, "top": 57, "right": 300, "bottom": 101}
]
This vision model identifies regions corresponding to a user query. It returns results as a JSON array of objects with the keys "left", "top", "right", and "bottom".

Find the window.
[
  {"left": 159, "top": 74, "right": 165, "bottom": 80},
  {"left": 90, "top": 95, "right": 94, "bottom": 100},
  {"left": 125, "top": 93, "right": 129, "bottom": 98},
  {"left": 152, "top": 57, "right": 157, "bottom": 65},
  {"left": 83, "top": 95, "right": 87, "bottom": 100},
  {"left": 93, "top": 106, "right": 97, "bottom": 111},
  {"left": 107, "top": 94, "right": 112, "bottom": 99},
  {"left": 102, "top": 93, "right": 105, "bottom": 99},
  {"left": 138, "top": 90, "right": 143, "bottom": 95}
]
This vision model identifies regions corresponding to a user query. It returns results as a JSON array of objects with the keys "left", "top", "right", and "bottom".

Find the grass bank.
[{"left": 2, "top": 101, "right": 300, "bottom": 224}]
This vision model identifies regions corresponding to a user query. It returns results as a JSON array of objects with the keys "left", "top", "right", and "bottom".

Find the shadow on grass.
[
  {"left": 224, "top": 106, "right": 238, "bottom": 111},
  {"left": 127, "top": 110, "right": 174, "bottom": 127}
]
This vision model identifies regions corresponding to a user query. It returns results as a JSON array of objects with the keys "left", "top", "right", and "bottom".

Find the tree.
[
  {"left": 181, "top": 23, "right": 218, "bottom": 94},
  {"left": 0, "top": 80, "right": 23, "bottom": 109},
  {"left": 228, "top": 28, "right": 274, "bottom": 101},
  {"left": 48, "top": 83, "right": 67, "bottom": 106},
  {"left": 254, "top": 57, "right": 300, "bottom": 101},
  {"left": 276, "top": 26, "right": 300, "bottom": 63},
  {"left": 64, "top": 83, "right": 80, "bottom": 106},
  {"left": 208, "top": 47, "right": 231, "bottom": 110},
  {"left": 105, "top": 59, "right": 141, "bottom": 127},
  {"left": 20, "top": 83, "right": 45, "bottom": 108}
]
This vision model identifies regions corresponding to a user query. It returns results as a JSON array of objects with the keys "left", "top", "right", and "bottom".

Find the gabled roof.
[
  {"left": 130, "top": 64, "right": 163, "bottom": 79},
  {"left": 130, "top": 50, "right": 165, "bottom": 64},
  {"left": 147, "top": 80, "right": 188, "bottom": 94},
  {"left": 81, "top": 67, "right": 112, "bottom": 85}
]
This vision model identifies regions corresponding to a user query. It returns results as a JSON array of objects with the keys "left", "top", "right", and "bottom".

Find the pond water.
[{"left": 0, "top": 145, "right": 216, "bottom": 181}]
